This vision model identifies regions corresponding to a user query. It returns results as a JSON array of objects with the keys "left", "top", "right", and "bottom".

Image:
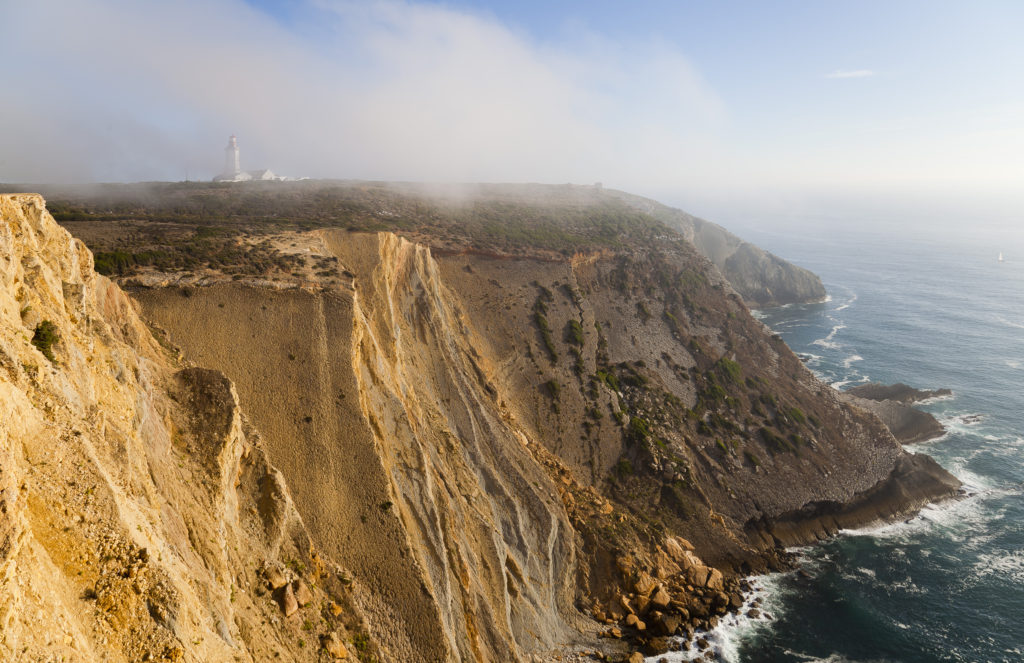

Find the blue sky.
[{"left": 2, "top": 0, "right": 1022, "bottom": 221}]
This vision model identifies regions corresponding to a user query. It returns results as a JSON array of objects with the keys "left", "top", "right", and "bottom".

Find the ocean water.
[{"left": 651, "top": 221, "right": 1024, "bottom": 662}]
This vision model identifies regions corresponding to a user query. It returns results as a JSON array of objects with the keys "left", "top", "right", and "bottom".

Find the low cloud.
[
  {"left": 825, "top": 69, "right": 876, "bottom": 79},
  {"left": 0, "top": 0, "right": 726, "bottom": 190}
]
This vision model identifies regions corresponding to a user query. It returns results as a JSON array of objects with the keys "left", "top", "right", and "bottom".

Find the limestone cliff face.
[
  {"left": 0, "top": 195, "right": 369, "bottom": 662},
  {"left": 133, "top": 220, "right": 959, "bottom": 660},
  {"left": 134, "top": 231, "right": 594, "bottom": 661}
]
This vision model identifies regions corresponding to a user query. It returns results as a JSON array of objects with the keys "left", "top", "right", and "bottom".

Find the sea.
[{"left": 651, "top": 218, "right": 1024, "bottom": 662}]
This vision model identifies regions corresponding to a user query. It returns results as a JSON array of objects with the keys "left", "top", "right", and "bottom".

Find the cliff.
[
  {"left": 604, "top": 190, "right": 827, "bottom": 308},
  {"left": 3, "top": 193, "right": 959, "bottom": 662},
  {"left": 129, "top": 221, "right": 958, "bottom": 655},
  {"left": 0, "top": 195, "right": 374, "bottom": 662}
]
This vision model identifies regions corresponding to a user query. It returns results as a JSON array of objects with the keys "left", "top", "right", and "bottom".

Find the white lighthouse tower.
[
  {"left": 223, "top": 135, "right": 241, "bottom": 179},
  {"left": 212, "top": 135, "right": 282, "bottom": 182}
]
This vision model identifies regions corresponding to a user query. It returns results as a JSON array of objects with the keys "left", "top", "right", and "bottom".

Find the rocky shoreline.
[
  {"left": 584, "top": 382, "right": 963, "bottom": 661},
  {"left": 842, "top": 382, "right": 950, "bottom": 444}
]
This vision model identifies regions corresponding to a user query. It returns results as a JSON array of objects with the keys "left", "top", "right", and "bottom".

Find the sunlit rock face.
[
  {"left": 0, "top": 194, "right": 369, "bottom": 663},
  {"left": 134, "top": 218, "right": 957, "bottom": 659},
  {"left": 1, "top": 193, "right": 956, "bottom": 662}
]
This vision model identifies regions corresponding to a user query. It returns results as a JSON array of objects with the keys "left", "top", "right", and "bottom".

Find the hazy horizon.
[{"left": 2, "top": 0, "right": 1022, "bottom": 224}]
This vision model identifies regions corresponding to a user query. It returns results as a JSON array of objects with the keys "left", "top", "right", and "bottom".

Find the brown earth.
[
  {"left": 2, "top": 192, "right": 962, "bottom": 662},
  {"left": 0, "top": 194, "right": 376, "bottom": 662},
  {"left": 132, "top": 226, "right": 960, "bottom": 658}
]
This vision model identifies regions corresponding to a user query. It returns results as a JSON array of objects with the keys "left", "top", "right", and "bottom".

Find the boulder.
[
  {"left": 274, "top": 584, "right": 298, "bottom": 617},
  {"left": 634, "top": 572, "right": 657, "bottom": 596},
  {"left": 641, "top": 636, "right": 671, "bottom": 656},
  {"left": 706, "top": 569, "right": 724, "bottom": 591},
  {"left": 264, "top": 566, "right": 287, "bottom": 590},
  {"left": 628, "top": 653, "right": 645, "bottom": 663},
  {"left": 625, "top": 613, "right": 646, "bottom": 631},
  {"left": 650, "top": 586, "right": 671, "bottom": 610},
  {"left": 663, "top": 536, "right": 694, "bottom": 562},
  {"left": 650, "top": 612, "right": 681, "bottom": 636},
  {"left": 320, "top": 632, "right": 348, "bottom": 659},
  {"left": 292, "top": 579, "right": 312, "bottom": 607}
]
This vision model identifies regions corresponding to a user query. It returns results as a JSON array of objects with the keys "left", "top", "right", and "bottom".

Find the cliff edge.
[{"left": 0, "top": 194, "right": 374, "bottom": 662}]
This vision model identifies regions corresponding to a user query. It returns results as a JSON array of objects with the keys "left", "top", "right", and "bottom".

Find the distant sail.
[{"left": 998, "top": 252, "right": 1004, "bottom": 262}]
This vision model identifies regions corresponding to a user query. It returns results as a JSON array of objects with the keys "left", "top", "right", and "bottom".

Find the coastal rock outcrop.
[
  {"left": 846, "top": 382, "right": 952, "bottom": 404},
  {"left": 607, "top": 190, "right": 827, "bottom": 307},
  {"left": 843, "top": 382, "right": 949, "bottom": 444}
]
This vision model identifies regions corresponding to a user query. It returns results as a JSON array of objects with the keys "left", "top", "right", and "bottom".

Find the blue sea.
[{"left": 654, "top": 219, "right": 1024, "bottom": 662}]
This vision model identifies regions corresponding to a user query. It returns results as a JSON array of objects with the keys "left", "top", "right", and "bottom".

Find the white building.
[{"left": 212, "top": 135, "right": 283, "bottom": 182}]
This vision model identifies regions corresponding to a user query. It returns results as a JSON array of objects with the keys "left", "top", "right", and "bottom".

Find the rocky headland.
[
  {"left": 842, "top": 382, "right": 950, "bottom": 444},
  {"left": 602, "top": 190, "right": 827, "bottom": 308},
  {"left": 1, "top": 188, "right": 960, "bottom": 662}
]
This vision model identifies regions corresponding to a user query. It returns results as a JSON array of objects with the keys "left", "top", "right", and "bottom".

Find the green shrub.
[
  {"left": 32, "top": 320, "right": 59, "bottom": 362},
  {"left": 628, "top": 416, "right": 651, "bottom": 444},
  {"left": 715, "top": 357, "right": 742, "bottom": 384},
  {"left": 760, "top": 427, "right": 795, "bottom": 453},
  {"left": 566, "top": 319, "right": 584, "bottom": 346},
  {"left": 533, "top": 297, "right": 558, "bottom": 362},
  {"left": 595, "top": 369, "right": 620, "bottom": 392},
  {"left": 785, "top": 406, "right": 807, "bottom": 425}
]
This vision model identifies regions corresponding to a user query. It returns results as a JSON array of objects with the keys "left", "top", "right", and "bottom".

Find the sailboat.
[{"left": 998, "top": 252, "right": 1005, "bottom": 262}]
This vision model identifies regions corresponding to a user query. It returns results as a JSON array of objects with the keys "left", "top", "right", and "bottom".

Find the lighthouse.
[
  {"left": 223, "top": 135, "right": 241, "bottom": 179},
  {"left": 212, "top": 135, "right": 283, "bottom": 182}
]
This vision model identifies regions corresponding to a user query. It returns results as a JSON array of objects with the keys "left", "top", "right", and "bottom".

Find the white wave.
[
  {"left": 779, "top": 652, "right": 895, "bottom": 663},
  {"left": 836, "top": 478, "right": 1006, "bottom": 540},
  {"left": 647, "top": 575, "right": 783, "bottom": 662},
  {"left": 811, "top": 323, "right": 846, "bottom": 350},
  {"left": 994, "top": 314, "right": 1024, "bottom": 330},
  {"left": 1007, "top": 359, "right": 1022, "bottom": 370},
  {"left": 831, "top": 376, "right": 869, "bottom": 390},
  {"left": 834, "top": 293, "right": 858, "bottom": 312},
  {"left": 841, "top": 354, "right": 863, "bottom": 369},
  {"left": 915, "top": 391, "right": 955, "bottom": 405},
  {"left": 972, "top": 549, "right": 1024, "bottom": 584}
]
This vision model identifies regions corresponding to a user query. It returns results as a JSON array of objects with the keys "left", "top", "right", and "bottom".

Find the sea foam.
[{"left": 644, "top": 575, "right": 784, "bottom": 662}]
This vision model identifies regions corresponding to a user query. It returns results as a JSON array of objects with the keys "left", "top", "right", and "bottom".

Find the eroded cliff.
[
  {"left": 2, "top": 193, "right": 960, "bottom": 662},
  {"left": 131, "top": 217, "right": 959, "bottom": 659},
  {"left": 0, "top": 195, "right": 373, "bottom": 662}
]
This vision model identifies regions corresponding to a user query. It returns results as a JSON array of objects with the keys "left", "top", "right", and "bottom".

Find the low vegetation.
[
  {"left": 30, "top": 181, "right": 679, "bottom": 278},
  {"left": 32, "top": 320, "right": 59, "bottom": 362}
]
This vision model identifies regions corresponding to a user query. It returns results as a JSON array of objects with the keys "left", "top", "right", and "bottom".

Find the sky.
[{"left": 2, "top": 0, "right": 1022, "bottom": 224}]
